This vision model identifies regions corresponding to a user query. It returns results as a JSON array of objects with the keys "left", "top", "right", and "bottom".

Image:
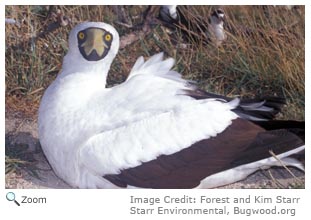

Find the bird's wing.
[
  {"left": 127, "top": 52, "right": 189, "bottom": 84},
  {"left": 103, "top": 119, "right": 304, "bottom": 188},
  {"left": 78, "top": 52, "right": 239, "bottom": 184},
  {"left": 78, "top": 52, "right": 304, "bottom": 189},
  {"left": 90, "top": 52, "right": 200, "bottom": 132},
  {"left": 79, "top": 97, "right": 238, "bottom": 176},
  {"left": 80, "top": 114, "right": 304, "bottom": 188}
]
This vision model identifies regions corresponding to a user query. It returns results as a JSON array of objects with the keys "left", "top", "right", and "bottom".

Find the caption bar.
[{"left": 129, "top": 194, "right": 301, "bottom": 216}]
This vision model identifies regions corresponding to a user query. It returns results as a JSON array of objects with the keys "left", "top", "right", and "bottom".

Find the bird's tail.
[
  {"left": 184, "top": 88, "right": 286, "bottom": 121},
  {"left": 233, "top": 96, "right": 286, "bottom": 121}
]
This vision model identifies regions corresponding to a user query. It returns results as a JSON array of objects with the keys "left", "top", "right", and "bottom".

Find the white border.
[
  {"left": 1, "top": 1, "right": 6, "bottom": 192},
  {"left": 0, "top": 0, "right": 310, "bottom": 5},
  {"left": 1, "top": 1, "right": 310, "bottom": 220},
  {"left": 305, "top": 3, "right": 310, "bottom": 190}
]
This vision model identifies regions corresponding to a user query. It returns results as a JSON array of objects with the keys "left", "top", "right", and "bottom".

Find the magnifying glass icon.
[{"left": 6, "top": 192, "right": 20, "bottom": 206}]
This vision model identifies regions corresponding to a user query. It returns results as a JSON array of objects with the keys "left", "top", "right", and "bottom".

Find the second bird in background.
[{"left": 159, "top": 5, "right": 226, "bottom": 45}]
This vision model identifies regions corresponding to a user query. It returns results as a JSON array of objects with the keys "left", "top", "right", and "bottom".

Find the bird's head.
[
  {"left": 65, "top": 22, "right": 120, "bottom": 66},
  {"left": 77, "top": 26, "right": 113, "bottom": 61},
  {"left": 210, "top": 9, "right": 225, "bottom": 25}
]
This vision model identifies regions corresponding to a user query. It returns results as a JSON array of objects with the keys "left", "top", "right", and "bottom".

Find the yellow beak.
[{"left": 81, "top": 28, "right": 108, "bottom": 57}]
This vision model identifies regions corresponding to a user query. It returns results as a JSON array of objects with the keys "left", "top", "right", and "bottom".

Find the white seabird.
[
  {"left": 38, "top": 22, "right": 304, "bottom": 189},
  {"left": 159, "top": 6, "right": 226, "bottom": 45}
]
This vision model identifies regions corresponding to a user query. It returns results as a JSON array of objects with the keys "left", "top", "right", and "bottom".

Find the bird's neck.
[{"left": 61, "top": 52, "right": 114, "bottom": 87}]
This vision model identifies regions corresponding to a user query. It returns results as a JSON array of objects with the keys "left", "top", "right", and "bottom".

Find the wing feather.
[
  {"left": 79, "top": 100, "right": 238, "bottom": 176},
  {"left": 104, "top": 119, "right": 304, "bottom": 188}
]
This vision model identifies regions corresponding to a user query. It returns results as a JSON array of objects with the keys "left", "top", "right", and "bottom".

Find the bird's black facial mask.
[{"left": 77, "top": 27, "right": 113, "bottom": 61}]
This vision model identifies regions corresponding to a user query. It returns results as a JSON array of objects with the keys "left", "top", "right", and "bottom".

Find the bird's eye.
[
  {"left": 105, "top": 34, "right": 112, "bottom": 41},
  {"left": 78, "top": 32, "right": 85, "bottom": 40}
]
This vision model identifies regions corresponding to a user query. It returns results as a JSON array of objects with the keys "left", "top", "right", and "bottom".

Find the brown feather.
[{"left": 104, "top": 118, "right": 304, "bottom": 188}]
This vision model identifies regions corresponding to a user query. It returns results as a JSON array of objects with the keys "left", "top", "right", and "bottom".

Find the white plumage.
[{"left": 38, "top": 22, "right": 304, "bottom": 189}]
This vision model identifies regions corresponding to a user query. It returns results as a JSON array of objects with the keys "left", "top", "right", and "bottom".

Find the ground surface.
[{"left": 5, "top": 111, "right": 304, "bottom": 189}]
